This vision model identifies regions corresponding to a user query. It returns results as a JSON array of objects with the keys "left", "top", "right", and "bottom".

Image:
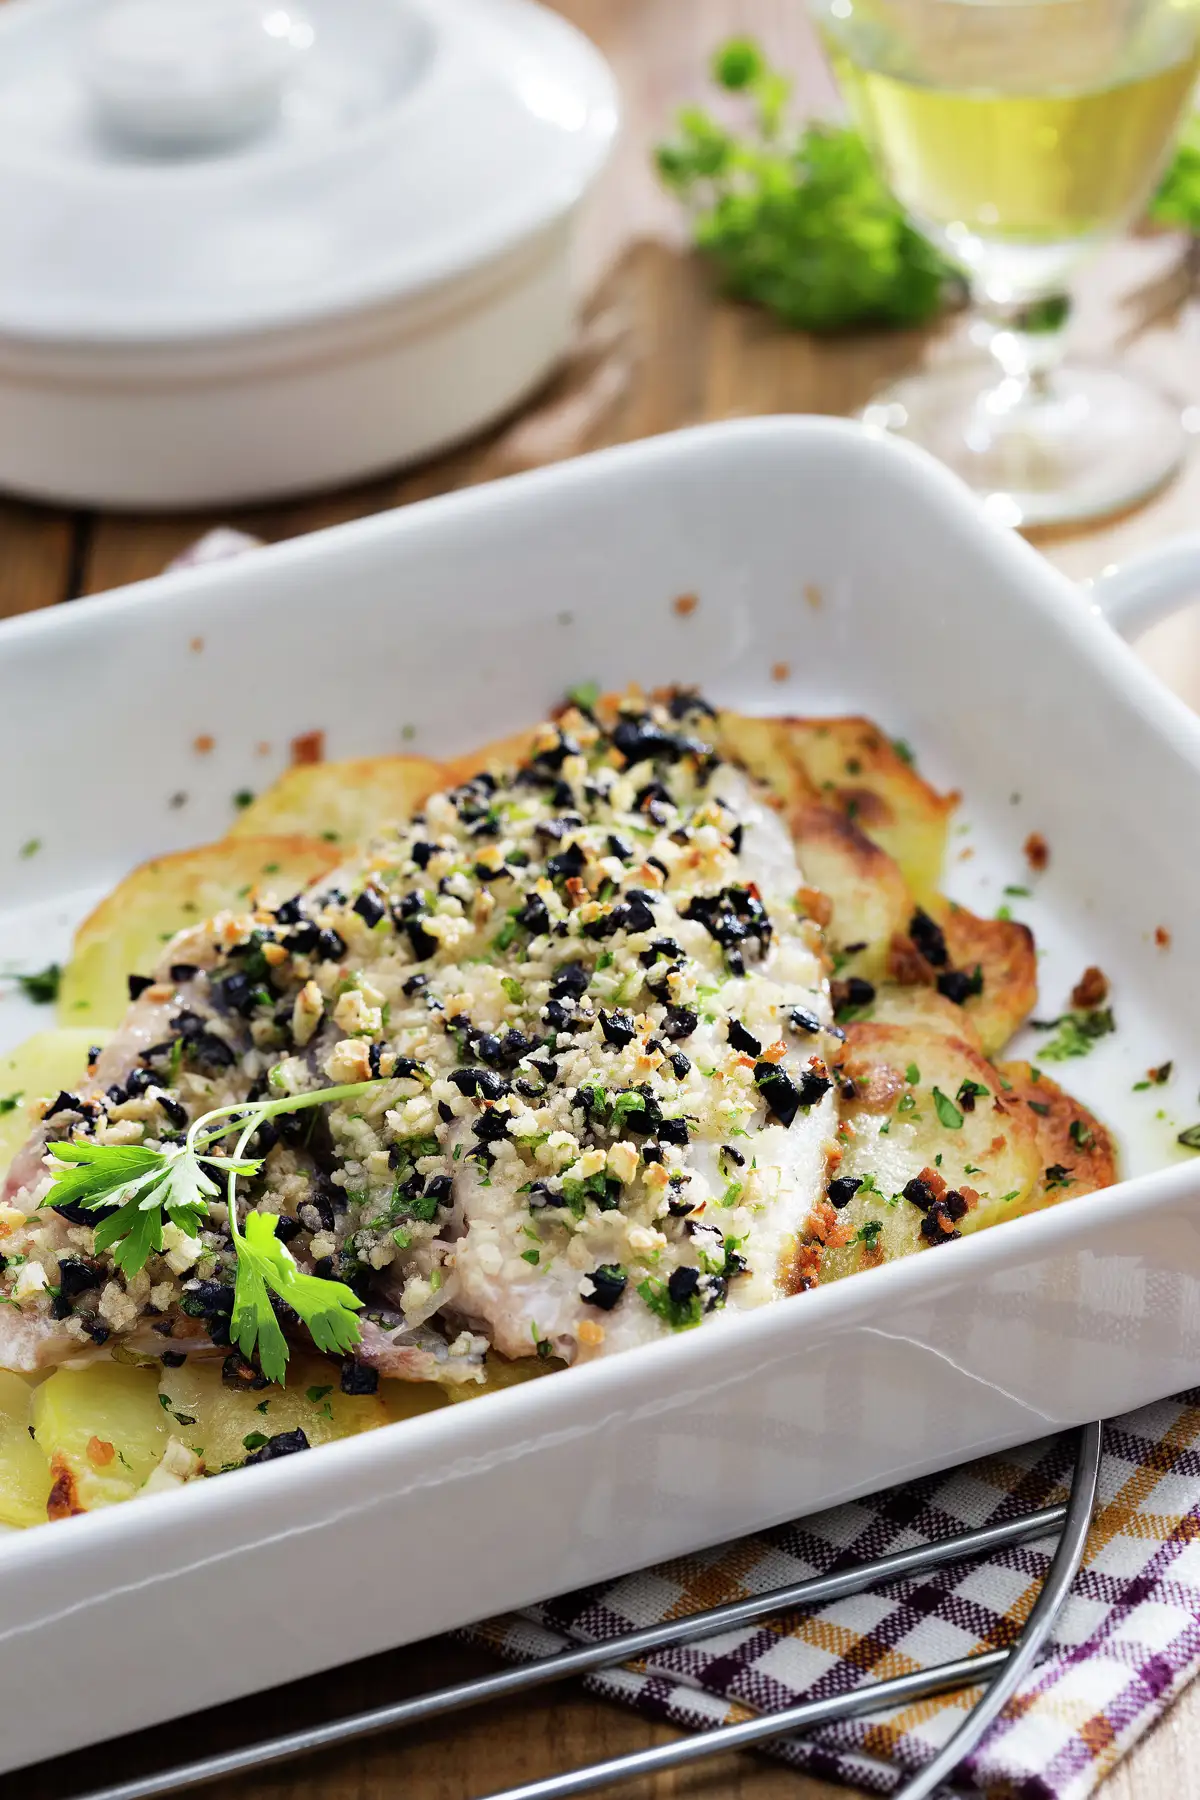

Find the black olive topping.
[
  {"left": 909, "top": 909, "right": 949, "bottom": 968},
  {"left": 449, "top": 1067, "right": 508, "bottom": 1101},
  {"left": 353, "top": 889, "right": 387, "bottom": 929},
  {"left": 727, "top": 1020, "right": 762, "bottom": 1057},
  {"left": 245, "top": 1428, "right": 310, "bottom": 1464},
  {"left": 788, "top": 1006, "right": 823, "bottom": 1034},
  {"left": 667, "top": 1265, "right": 700, "bottom": 1304},
  {"left": 600, "top": 1009, "right": 637, "bottom": 1048},
  {"left": 828, "top": 1175, "right": 863, "bottom": 1209},
  {"left": 937, "top": 967, "right": 984, "bottom": 1005},
  {"left": 340, "top": 1360, "right": 379, "bottom": 1396},
  {"left": 582, "top": 1264, "right": 627, "bottom": 1310}
]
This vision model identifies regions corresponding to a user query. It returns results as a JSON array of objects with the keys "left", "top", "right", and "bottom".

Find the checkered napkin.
[{"left": 473, "top": 1391, "right": 1200, "bottom": 1797}]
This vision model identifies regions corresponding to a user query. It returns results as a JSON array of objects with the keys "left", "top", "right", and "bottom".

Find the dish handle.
[{"left": 1088, "top": 535, "right": 1200, "bottom": 642}]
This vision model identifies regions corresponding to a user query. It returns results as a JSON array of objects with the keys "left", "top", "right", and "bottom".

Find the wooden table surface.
[{"left": 18, "top": 4, "right": 1200, "bottom": 1797}]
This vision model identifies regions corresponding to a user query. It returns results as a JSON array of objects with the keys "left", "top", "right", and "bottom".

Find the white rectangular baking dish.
[{"left": 2, "top": 416, "right": 1200, "bottom": 1775}]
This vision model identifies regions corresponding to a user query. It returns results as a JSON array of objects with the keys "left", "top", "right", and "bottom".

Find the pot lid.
[{"left": 0, "top": 0, "right": 618, "bottom": 346}]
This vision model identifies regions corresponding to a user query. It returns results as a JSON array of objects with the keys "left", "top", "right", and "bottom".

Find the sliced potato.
[
  {"left": 886, "top": 901, "right": 1038, "bottom": 1058},
  {"left": 816, "top": 1022, "right": 1042, "bottom": 1283},
  {"left": 159, "top": 1354, "right": 391, "bottom": 1470},
  {"left": 443, "top": 1350, "right": 557, "bottom": 1404},
  {"left": 0, "top": 1369, "right": 51, "bottom": 1527},
  {"left": 727, "top": 716, "right": 954, "bottom": 901},
  {"left": 33, "top": 1363, "right": 167, "bottom": 1515},
  {"left": 995, "top": 1062, "right": 1117, "bottom": 1207},
  {"left": 58, "top": 836, "right": 341, "bottom": 1029},
  {"left": 860, "top": 984, "right": 985, "bottom": 1053},
  {"left": 715, "top": 713, "right": 821, "bottom": 814},
  {"left": 229, "top": 756, "right": 444, "bottom": 847},
  {"left": 0, "top": 1029, "right": 111, "bottom": 1177},
  {"left": 442, "top": 728, "right": 541, "bottom": 787},
  {"left": 789, "top": 803, "right": 912, "bottom": 984},
  {"left": 937, "top": 902, "right": 1038, "bottom": 1057}
]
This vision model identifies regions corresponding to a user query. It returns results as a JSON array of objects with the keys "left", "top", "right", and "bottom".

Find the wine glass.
[{"left": 811, "top": 0, "right": 1200, "bottom": 526}]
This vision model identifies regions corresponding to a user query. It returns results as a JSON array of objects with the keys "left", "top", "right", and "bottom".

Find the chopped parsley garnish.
[
  {"left": 904, "top": 1062, "right": 920, "bottom": 1085},
  {"left": 891, "top": 738, "right": 915, "bottom": 766},
  {"left": 638, "top": 1275, "right": 703, "bottom": 1330},
  {"left": 0, "top": 1092, "right": 23, "bottom": 1116},
  {"left": 1033, "top": 1007, "right": 1116, "bottom": 1061},
  {"left": 932, "top": 1087, "right": 964, "bottom": 1130},
  {"left": 233, "top": 790, "right": 255, "bottom": 811},
  {"left": 1068, "top": 1119, "right": 1094, "bottom": 1150},
  {"left": 1178, "top": 1124, "right": 1200, "bottom": 1152},
  {"left": 956, "top": 1078, "right": 989, "bottom": 1109},
  {"left": 567, "top": 681, "right": 601, "bottom": 712},
  {"left": 14, "top": 963, "right": 61, "bottom": 1004},
  {"left": 1044, "top": 1164, "right": 1074, "bottom": 1190},
  {"left": 18, "top": 838, "right": 41, "bottom": 859},
  {"left": 855, "top": 1218, "right": 883, "bottom": 1247}
]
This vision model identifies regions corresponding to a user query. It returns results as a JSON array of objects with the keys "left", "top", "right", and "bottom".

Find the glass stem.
[{"left": 973, "top": 290, "right": 1072, "bottom": 402}]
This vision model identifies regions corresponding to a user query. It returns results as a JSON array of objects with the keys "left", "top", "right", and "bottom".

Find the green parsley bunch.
[
  {"left": 41, "top": 1079, "right": 384, "bottom": 1383},
  {"left": 655, "top": 38, "right": 957, "bottom": 333}
]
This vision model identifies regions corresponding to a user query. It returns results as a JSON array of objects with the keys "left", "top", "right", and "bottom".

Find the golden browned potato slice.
[
  {"left": 815, "top": 1022, "right": 1042, "bottom": 1283},
  {"left": 886, "top": 901, "right": 1038, "bottom": 1058},
  {"left": 863, "top": 985, "right": 985, "bottom": 1053},
  {"left": 33, "top": 1363, "right": 168, "bottom": 1514},
  {"left": 0, "top": 1029, "right": 111, "bottom": 1177},
  {"left": 995, "top": 1062, "right": 1117, "bottom": 1207},
  {"left": 159, "top": 1354, "right": 393, "bottom": 1469},
  {"left": 229, "top": 755, "right": 444, "bottom": 847},
  {"left": 937, "top": 903, "right": 1038, "bottom": 1056},
  {"left": 714, "top": 714, "right": 821, "bottom": 814},
  {"left": 442, "top": 728, "right": 541, "bottom": 786},
  {"left": 721, "top": 715, "right": 954, "bottom": 901},
  {"left": 58, "top": 836, "right": 341, "bottom": 1029},
  {"left": 0, "top": 1369, "right": 51, "bottom": 1527},
  {"left": 789, "top": 803, "right": 911, "bottom": 984}
]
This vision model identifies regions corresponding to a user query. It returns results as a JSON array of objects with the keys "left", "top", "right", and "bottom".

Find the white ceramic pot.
[{"left": 0, "top": 0, "right": 618, "bottom": 507}]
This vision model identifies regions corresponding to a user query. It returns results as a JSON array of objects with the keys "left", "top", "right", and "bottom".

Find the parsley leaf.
[
  {"left": 1033, "top": 1007, "right": 1116, "bottom": 1061},
  {"left": 932, "top": 1087, "right": 964, "bottom": 1130},
  {"left": 232, "top": 1211, "right": 363, "bottom": 1385},
  {"left": 655, "top": 39, "right": 956, "bottom": 332},
  {"left": 0, "top": 1092, "right": 23, "bottom": 1116},
  {"left": 15, "top": 963, "right": 61, "bottom": 1004}
]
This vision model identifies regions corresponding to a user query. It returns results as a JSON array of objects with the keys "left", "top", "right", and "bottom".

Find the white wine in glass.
[{"left": 812, "top": 0, "right": 1200, "bottom": 525}]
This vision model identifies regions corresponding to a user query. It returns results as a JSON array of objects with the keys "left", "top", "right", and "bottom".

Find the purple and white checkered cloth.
[{"left": 473, "top": 1394, "right": 1200, "bottom": 1797}]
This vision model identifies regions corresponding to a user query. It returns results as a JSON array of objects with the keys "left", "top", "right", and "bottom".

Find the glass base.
[{"left": 862, "top": 361, "right": 1185, "bottom": 529}]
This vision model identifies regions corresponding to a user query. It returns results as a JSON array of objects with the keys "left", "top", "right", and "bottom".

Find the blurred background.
[{"left": 1, "top": 0, "right": 1199, "bottom": 672}]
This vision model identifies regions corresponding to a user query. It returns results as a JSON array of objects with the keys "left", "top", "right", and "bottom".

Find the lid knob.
[{"left": 84, "top": 0, "right": 303, "bottom": 154}]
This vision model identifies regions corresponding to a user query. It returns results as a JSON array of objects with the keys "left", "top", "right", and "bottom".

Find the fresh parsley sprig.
[
  {"left": 42, "top": 1078, "right": 384, "bottom": 1381},
  {"left": 655, "top": 38, "right": 957, "bottom": 333}
]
